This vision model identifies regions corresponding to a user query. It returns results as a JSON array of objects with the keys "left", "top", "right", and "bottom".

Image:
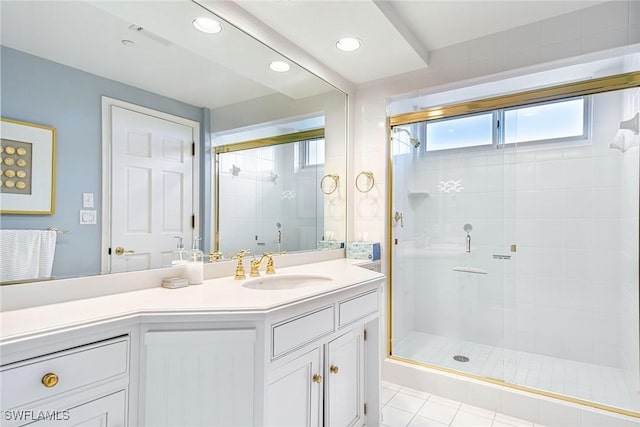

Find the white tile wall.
[{"left": 353, "top": 1, "right": 639, "bottom": 423}]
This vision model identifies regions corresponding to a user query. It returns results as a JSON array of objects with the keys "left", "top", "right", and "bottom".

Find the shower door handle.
[{"left": 394, "top": 211, "right": 404, "bottom": 227}]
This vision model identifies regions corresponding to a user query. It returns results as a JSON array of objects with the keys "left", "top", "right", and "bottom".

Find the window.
[
  {"left": 426, "top": 112, "right": 494, "bottom": 151},
  {"left": 295, "top": 137, "right": 325, "bottom": 169},
  {"left": 504, "top": 98, "right": 586, "bottom": 144},
  {"left": 420, "top": 97, "right": 588, "bottom": 153}
]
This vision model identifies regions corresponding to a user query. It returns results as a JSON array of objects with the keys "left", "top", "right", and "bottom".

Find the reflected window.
[{"left": 297, "top": 137, "right": 325, "bottom": 168}]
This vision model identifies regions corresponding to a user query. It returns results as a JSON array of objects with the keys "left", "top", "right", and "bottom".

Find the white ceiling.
[
  {"left": 0, "top": 1, "right": 335, "bottom": 110},
  {"left": 235, "top": 0, "right": 608, "bottom": 84}
]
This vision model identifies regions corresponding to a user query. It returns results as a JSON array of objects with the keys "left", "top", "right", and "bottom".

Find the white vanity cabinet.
[
  {"left": 265, "top": 287, "right": 379, "bottom": 427},
  {"left": 0, "top": 260, "right": 384, "bottom": 427},
  {"left": 141, "top": 329, "right": 256, "bottom": 427},
  {"left": 0, "top": 335, "right": 130, "bottom": 427},
  {"left": 266, "top": 346, "right": 323, "bottom": 426}
]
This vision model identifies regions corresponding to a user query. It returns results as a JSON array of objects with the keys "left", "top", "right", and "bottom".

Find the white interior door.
[{"left": 108, "top": 104, "right": 195, "bottom": 273}]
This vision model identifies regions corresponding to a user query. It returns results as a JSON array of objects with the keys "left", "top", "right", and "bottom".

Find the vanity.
[{"left": 0, "top": 259, "right": 384, "bottom": 426}]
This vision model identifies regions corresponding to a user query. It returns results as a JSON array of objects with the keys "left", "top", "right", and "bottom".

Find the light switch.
[
  {"left": 79, "top": 209, "right": 97, "bottom": 225},
  {"left": 82, "top": 192, "right": 94, "bottom": 208}
]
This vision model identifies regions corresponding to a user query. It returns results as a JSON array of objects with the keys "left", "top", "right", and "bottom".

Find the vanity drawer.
[
  {"left": 272, "top": 306, "right": 334, "bottom": 358},
  {"left": 338, "top": 290, "right": 378, "bottom": 327},
  {"left": 0, "top": 336, "right": 128, "bottom": 409}
]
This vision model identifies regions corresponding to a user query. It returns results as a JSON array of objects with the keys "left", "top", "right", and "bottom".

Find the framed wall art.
[{"left": 1, "top": 118, "right": 56, "bottom": 214}]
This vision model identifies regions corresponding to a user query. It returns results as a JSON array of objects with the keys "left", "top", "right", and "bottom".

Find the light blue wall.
[{"left": 1, "top": 46, "right": 207, "bottom": 279}]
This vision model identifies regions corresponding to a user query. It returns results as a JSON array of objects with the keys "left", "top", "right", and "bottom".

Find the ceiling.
[
  {"left": 0, "top": 1, "right": 334, "bottom": 110},
  {"left": 235, "top": 0, "right": 608, "bottom": 85}
]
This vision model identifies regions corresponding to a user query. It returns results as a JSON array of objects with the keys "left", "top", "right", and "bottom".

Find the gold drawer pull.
[
  {"left": 312, "top": 374, "right": 322, "bottom": 384},
  {"left": 330, "top": 365, "right": 339, "bottom": 374},
  {"left": 41, "top": 372, "right": 59, "bottom": 388}
]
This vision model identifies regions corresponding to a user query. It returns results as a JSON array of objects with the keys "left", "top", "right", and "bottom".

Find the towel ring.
[
  {"left": 320, "top": 174, "right": 340, "bottom": 195},
  {"left": 355, "top": 171, "right": 374, "bottom": 193}
]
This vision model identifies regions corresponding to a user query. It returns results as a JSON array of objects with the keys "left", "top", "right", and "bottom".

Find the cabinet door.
[
  {"left": 15, "top": 390, "right": 126, "bottom": 427},
  {"left": 142, "top": 329, "right": 255, "bottom": 427},
  {"left": 265, "top": 347, "right": 322, "bottom": 427},
  {"left": 326, "top": 327, "right": 365, "bottom": 427}
]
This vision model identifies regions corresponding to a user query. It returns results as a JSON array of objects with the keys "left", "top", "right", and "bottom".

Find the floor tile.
[
  {"left": 382, "top": 405, "right": 414, "bottom": 427},
  {"left": 401, "top": 386, "right": 432, "bottom": 399},
  {"left": 383, "top": 385, "right": 400, "bottom": 405},
  {"left": 383, "top": 380, "right": 403, "bottom": 391},
  {"left": 417, "top": 400, "right": 459, "bottom": 425},
  {"left": 408, "top": 415, "right": 449, "bottom": 427},
  {"left": 387, "top": 391, "right": 428, "bottom": 413}
]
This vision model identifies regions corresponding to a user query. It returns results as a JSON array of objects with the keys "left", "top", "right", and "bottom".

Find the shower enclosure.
[{"left": 389, "top": 75, "right": 640, "bottom": 416}]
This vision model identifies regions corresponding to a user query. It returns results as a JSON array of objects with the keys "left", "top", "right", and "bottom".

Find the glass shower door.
[{"left": 390, "top": 122, "right": 511, "bottom": 383}]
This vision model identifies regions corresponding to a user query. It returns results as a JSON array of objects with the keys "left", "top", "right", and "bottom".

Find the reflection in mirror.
[
  {"left": 216, "top": 128, "right": 327, "bottom": 257},
  {"left": 0, "top": 1, "right": 347, "bottom": 285}
]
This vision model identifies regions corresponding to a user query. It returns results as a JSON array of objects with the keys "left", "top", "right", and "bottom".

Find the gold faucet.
[
  {"left": 234, "top": 249, "right": 250, "bottom": 280},
  {"left": 208, "top": 251, "right": 223, "bottom": 262},
  {"left": 250, "top": 253, "right": 275, "bottom": 277}
]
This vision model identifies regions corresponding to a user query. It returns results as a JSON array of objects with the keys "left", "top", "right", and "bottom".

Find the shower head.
[{"left": 392, "top": 127, "right": 421, "bottom": 148}]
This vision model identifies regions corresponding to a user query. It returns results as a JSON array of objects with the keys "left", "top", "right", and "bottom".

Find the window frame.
[{"left": 418, "top": 96, "right": 590, "bottom": 155}]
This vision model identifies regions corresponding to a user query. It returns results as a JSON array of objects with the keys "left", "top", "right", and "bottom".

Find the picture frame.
[{"left": 0, "top": 118, "right": 56, "bottom": 214}]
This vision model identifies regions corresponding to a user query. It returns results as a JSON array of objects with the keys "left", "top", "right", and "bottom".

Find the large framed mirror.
[{"left": 0, "top": 0, "right": 347, "bottom": 285}]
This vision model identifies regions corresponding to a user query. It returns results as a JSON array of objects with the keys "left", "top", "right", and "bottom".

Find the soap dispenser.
[
  {"left": 186, "top": 236, "right": 204, "bottom": 285},
  {"left": 172, "top": 236, "right": 187, "bottom": 267}
]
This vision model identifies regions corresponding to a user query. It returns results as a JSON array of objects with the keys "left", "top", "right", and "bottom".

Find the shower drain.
[{"left": 453, "top": 355, "right": 470, "bottom": 363}]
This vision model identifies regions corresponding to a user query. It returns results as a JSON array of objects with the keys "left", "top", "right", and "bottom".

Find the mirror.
[
  {"left": 216, "top": 126, "right": 337, "bottom": 257},
  {"left": 0, "top": 1, "right": 347, "bottom": 284}
]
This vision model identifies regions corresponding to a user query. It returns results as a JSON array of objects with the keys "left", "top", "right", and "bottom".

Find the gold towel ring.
[
  {"left": 355, "top": 171, "right": 374, "bottom": 193},
  {"left": 320, "top": 174, "right": 340, "bottom": 195}
]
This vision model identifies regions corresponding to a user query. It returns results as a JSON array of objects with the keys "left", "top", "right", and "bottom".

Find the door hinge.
[
  {"left": 364, "top": 329, "right": 367, "bottom": 341},
  {"left": 191, "top": 214, "right": 195, "bottom": 229},
  {"left": 364, "top": 403, "right": 367, "bottom": 415},
  {"left": 192, "top": 141, "right": 195, "bottom": 157}
]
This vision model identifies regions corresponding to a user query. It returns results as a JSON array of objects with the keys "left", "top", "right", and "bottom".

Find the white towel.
[
  {"left": 38, "top": 230, "right": 57, "bottom": 278},
  {"left": 0, "top": 230, "right": 57, "bottom": 282}
]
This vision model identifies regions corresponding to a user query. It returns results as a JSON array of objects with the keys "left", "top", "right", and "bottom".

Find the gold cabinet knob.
[
  {"left": 330, "top": 365, "right": 339, "bottom": 374},
  {"left": 41, "top": 372, "right": 59, "bottom": 388},
  {"left": 114, "top": 247, "right": 135, "bottom": 256},
  {"left": 312, "top": 374, "right": 323, "bottom": 383}
]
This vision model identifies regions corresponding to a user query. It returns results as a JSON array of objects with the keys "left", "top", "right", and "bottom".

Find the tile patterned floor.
[{"left": 381, "top": 381, "right": 550, "bottom": 427}]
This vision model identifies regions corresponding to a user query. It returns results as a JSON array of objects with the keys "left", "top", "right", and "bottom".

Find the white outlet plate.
[{"left": 79, "top": 209, "right": 97, "bottom": 225}]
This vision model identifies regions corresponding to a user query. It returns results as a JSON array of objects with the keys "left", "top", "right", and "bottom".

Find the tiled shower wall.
[
  {"left": 620, "top": 56, "right": 640, "bottom": 395},
  {"left": 399, "top": 89, "right": 632, "bottom": 367}
]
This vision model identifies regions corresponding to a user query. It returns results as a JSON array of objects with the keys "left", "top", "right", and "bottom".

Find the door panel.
[
  {"left": 110, "top": 106, "right": 193, "bottom": 273},
  {"left": 266, "top": 348, "right": 322, "bottom": 427},
  {"left": 326, "top": 327, "right": 364, "bottom": 427}
]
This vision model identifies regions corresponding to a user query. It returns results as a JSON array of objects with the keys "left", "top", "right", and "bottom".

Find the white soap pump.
[{"left": 186, "top": 236, "right": 204, "bottom": 285}]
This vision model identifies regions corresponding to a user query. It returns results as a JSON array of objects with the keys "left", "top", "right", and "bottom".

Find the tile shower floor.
[
  {"left": 393, "top": 332, "right": 639, "bottom": 413},
  {"left": 382, "top": 381, "right": 549, "bottom": 427}
]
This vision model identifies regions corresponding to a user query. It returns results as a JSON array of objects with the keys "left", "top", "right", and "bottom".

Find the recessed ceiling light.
[
  {"left": 336, "top": 37, "right": 361, "bottom": 52},
  {"left": 192, "top": 17, "right": 222, "bottom": 34},
  {"left": 269, "top": 61, "right": 291, "bottom": 72}
]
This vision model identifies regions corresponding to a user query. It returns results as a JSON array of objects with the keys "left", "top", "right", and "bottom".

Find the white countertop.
[{"left": 0, "top": 259, "right": 384, "bottom": 343}]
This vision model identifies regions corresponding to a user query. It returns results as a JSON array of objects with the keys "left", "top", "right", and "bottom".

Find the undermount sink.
[{"left": 242, "top": 273, "right": 332, "bottom": 290}]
